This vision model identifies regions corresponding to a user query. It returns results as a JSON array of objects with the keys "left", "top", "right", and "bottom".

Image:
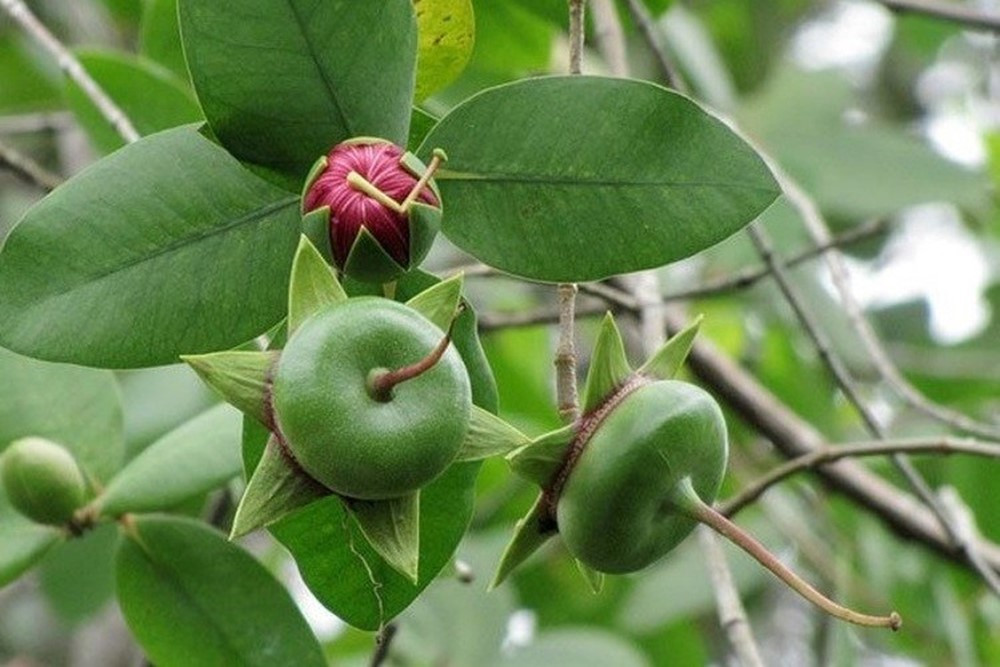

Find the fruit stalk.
[
  {"left": 368, "top": 310, "right": 461, "bottom": 402},
  {"left": 672, "top": 477, "right": 901, "bottom": 630}
]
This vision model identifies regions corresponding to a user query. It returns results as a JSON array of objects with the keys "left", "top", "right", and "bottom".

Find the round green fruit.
[
  {"left": 557, "top": 380, "right": 728, "bottom": 574},
  {"left": 1, "top": 437, "right": 87, "bottom": 526},
  {"left": 271, "top": 297, "right": 472, "bottom": 500}
]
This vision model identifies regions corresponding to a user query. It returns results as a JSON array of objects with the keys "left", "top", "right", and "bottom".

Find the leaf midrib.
[{"left": 436, "top": 170, "right": 779, "bottom": 192}]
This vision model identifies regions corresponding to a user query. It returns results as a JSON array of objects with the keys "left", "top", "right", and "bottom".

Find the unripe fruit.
[
  {"left": 1, "top": 437, "right": 87, "bottom": 525},
  {"left": 270, "top": 297, "right": 471, "bottom": 500},
  {"left": 557, "top": 381, "right": 726, "bottom": 573},
  {"left": 302, "top": 138, "right": 442, "bottom": 283}
]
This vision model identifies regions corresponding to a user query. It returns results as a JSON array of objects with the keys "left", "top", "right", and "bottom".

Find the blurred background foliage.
[{"left": 1, "top": 0, "right": 999, "bottom": 665}]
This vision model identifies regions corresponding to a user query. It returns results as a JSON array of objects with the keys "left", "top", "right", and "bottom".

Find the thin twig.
[
  {"left": 746, "top": 222, "right": 1000, "bottom": 597},
  {"left": 589, "top": 0, "right": 628, "bottom": 77},
  {"left": 878, "top": 0, "right": 1000, "bottom": 32},
  {"left": 0, "top": 111, "right": 74, "bottom": 135},
  {"left": 0, "top": 138, "right": 63, "bottom": 190},
  {"left": 0, "top": 0, "right": 139, "bottom": 144},
  {"left": 369, "top": 623, "right": 398, "bottom": 667},
  {"left": 722, "top": 437, "right": 1000, "bottom": 517},
  {"left": 698, "top": 526, "right": 766, "bottom": 667},
  {"left": 624, "top": 0, "right": 688, "bottom": 93}
]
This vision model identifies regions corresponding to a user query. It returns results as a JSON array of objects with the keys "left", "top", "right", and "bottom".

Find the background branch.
[
  {"left": 877, "top": 0, "right": 1000, "bottom": 32},
  {"left": 0, "top": 138, "right": 63, "bottom": 191}
]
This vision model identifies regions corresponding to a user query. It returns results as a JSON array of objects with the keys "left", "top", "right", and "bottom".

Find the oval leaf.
[
  {"left": 116, "top": 515, "right": 325, "bottom": 667},
  {"left": 414, "top": 0, "right": 475, "bottom": 101},
  {"left": 97, "top": 405, "right": 242, "bottom": 516},
  {"left": 65, "top": 50, "right": 201, "bottom": 154},
  {"left": 0, "top": 512, "right": 62, "bottom": 586},
  {"left": 179, "top": 0, "right": 418, "bottom": 181},
  {"left": 419, "top": 76, "right": 780, "bottom": 281},
  {"left": 0, "top": 125, "right": 300, "bottom": 367}
]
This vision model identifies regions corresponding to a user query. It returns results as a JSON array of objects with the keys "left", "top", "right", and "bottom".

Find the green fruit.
[
  {"left": 557, "top": 380, "right": 727, "bottom": 574},
  {"left": 1, "top": 437, "right": 87, "bottom": 525},
  {"left": 271, "top": 297, "right": 471, "bottom": 500}
]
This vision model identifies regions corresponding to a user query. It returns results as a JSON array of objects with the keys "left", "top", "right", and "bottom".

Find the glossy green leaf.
[
  {"left": 230, "top": 435, "right": 327, "bottom": 539},
  {"left": 65, "top": 50, "right": 201, "bottom": 154},
  {"left": 581, "top": 313, "right": 632, "bottom": 413},
  {"left": 140, "top": 0, "right": 188, "bottom": 79},
  {"left": 271, "top": 462, "right": 480, "bottom": 630},
  {"left": 182, "top": 351, "right": 278, "bottom": 426},
  {"left": 455, "top": 406, "right": 531, "bottom": 462},
  {"left": 420, "top": 76, "right": 779, "bottom": 281},
  {"left": 347, "top": 492, "right": 421, "bottom": 584},
  {"left": 0, "top": 347, "right": 122, "bottom": 482},
  {"left": 491, "top": 494, "right": 555, "bottom": 589},
  {"left": 97, "top": 405, "right": 242, "bottom": 516},
  {"left": 179, "top": 0, "right": 418, "bottom": 180},
  {"left": 406, "top": 272, "right": 464, "bottom": 330},
  {"left": 287, "top": 235, "right": 347, "bottom": 334},
  {"left": 638, "top": 315, "right": 702, "bottom": 380},
  {"left": 0, "top": 126, "right": 301, "bottom": 367},
  {"left": 414, "top": 0, "right": 475, "bottom": 101},
  {"left": 116, "top": 515, "right": 326, "bottom": 667},
  {"left": 0, "top": 513, "right": 62, "bottom": 586},
  {"left": 39, "top": 524, "right": 118, "bottom": 624}
]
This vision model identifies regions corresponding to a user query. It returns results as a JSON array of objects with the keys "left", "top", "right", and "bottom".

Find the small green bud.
[{"left": 1, "top": 437, "right": 87, "bottom": 525}]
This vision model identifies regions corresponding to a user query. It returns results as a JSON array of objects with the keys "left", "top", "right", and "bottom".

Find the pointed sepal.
[
  {"left": 491, "top": 494, "right": 556, "bottom": 590},
  {"left": 230, "top": 436, "right": 329, "bottom": 539},
  {"left": 300, "top": 155, "right": 329, "bottom": 210},
  {"left": 455, "top": 406, "right": 531, "bottom": 462},
  {"left": 288, "top": 234, "right": 348, "bottom": 335},
  {"left": 301, "top": 207, "right": 334, "bottom": 264},
  {"left": 346, "top": 492, "right": 421, "bottom": 585},
  {"left": 575, "top": 559, "right": 605, "bottom": 594},
  {"left": 181, "top": 350, "right": 279, "bottom": 426},
  {"left": 406, "top": 272, "right": 463, "bottom": 331},
  {"left": 342, "top": 226, "right": 408, "bottom": 284},
  {"left": 638, "top": 315, "right": 703, "bottom": 380},
  {"left": 507, "top": 425, "right": 576, "bottom": 486},
  {"left": 405, "top": 201, "right": 442, "bottom": 270},
  {"left": 581, "top": 313, "right": 632, "bottom": 413}
]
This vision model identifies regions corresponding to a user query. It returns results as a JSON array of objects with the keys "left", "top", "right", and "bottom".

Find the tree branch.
[
  {"left": 0, "top": 138, "right": 63, "bottom": 191},
  {"left": 722, "top": 437, "right": 1000, "bottom": 517},
  {"left": 877, "top": 0, "right": 1000, "bottom": 32},
  {"left": 0, "top": 0, "right": 139, "bottom": 144},
  {"left": 624, "top": 0, "right": 688, "bottom": 92}
]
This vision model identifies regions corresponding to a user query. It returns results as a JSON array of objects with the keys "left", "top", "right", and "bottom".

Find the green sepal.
[
  {"left": 455, "top": 405, "right": 531, "bottom": 462},
  {"left": 507, "top": 424, "right": 576, "bottom": 487},
  {"left": 287, "top": 235, "right": 348, "bottom": 335},
  {"left": 406, "top": 272, "right": 463, "bottom": 330},
  {"left": 399, "top": 150, "right": 442, "bottom": 201},
  {"left": 181, "top": 350, "right": 279, "bottom": 426},
  {"left": 575, "top": 559, "right": 605, "bottom": 594},
  {"left": 581, "top": 313, "right": 632, "bottom": 413},
  {"left": 230, "top": 436, "right": 328, "bottom": 539},
  {"left": 346, "top": 491, "right": 420, "bottom": 585},
  {"left": 342, "top": 226, "right": 408, "bottom": 284},
  {"left": 637, "top": 315, "right": 703, "bottom": 380},
  {"left": 490, "top": 494, "right": 556, "bottom": 590},
  {"left": 301, "top": 207, "right": 334, "bottom": 264},
  {"left": 300, "top": 155, "right": 328, "bottom": 212},
  {"left": 405, "top": 201, "right": 441, "bottom": 270}
]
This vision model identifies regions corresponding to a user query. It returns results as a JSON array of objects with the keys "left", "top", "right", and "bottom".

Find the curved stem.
[
  {"left": 672, "top": 478, "right": 901, "bottom": 630},
  {"left": 368, "top": 312, "right": 460, "bottom": 402}
]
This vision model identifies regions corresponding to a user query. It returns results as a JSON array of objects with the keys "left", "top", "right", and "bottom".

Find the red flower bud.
[{"left": 303, "top": 139, "right": 441, "bottom": 279}]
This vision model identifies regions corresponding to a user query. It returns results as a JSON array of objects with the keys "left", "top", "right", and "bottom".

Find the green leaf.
[
  {"left": 39, "top": 524, "right": 118, "bottom": 624},
  {"left": 581, "top": 313, "right": 632, "bottom": 413},
  {"left": 420, "top": 76, "right": 779, "bottom": 281},
  {"left": 230, "top": 436, "right": 328, "bottom": 539},
  {"left": 287, "top": 235, "right": 347, "bottom": 334},
  {"left": 179, "top": 0, "right": 418, "bottom": 180},
  {"left": 507, "top": 425, "right": 574, "bottom": 487},
  {"left": 638, "top": 315, "right": 702, "bottom": 380},
  {"left": 140, "top": 0, "right": 188, "bottom": 79},
  {"left": 491, "top": 494, "right": 555, "bottom": 589},
  {"left": 181, "top": 351, "right": 278, "bottom": 426},
  {"left": 414, "top": 0, "right": 475, "bottom": 101},
  {"left": 271, "top": 462, "right": 480, "bottom": 630},
  {"left": 455, "top": 405, "right": 531, "bottom": 462},
  {"left": 0, "top": 126, "right": 301, "bottom": 368},
  {"left": 0, "top": 347, "right": 122, "bottom": 482},
  {"left": 347, "top": 492, "right": 421, "bottom": 584},
  {"left": 406, "top": 272, "right": 463, "bottom": 330},
  {"left": 0, "top": 513, "right": 62, "bottom": 586},
  {"left": 65, "top": 50, "right": 201, "bottom": 154},
  {"left": 96, "top": 405, "right": 242, "bottom": 517},
  {"left": 116, "top": 515, "right": 326, "bottom": 667},
  {"left": 409, "top": 107, "right": 439, "bottom": 150}
]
